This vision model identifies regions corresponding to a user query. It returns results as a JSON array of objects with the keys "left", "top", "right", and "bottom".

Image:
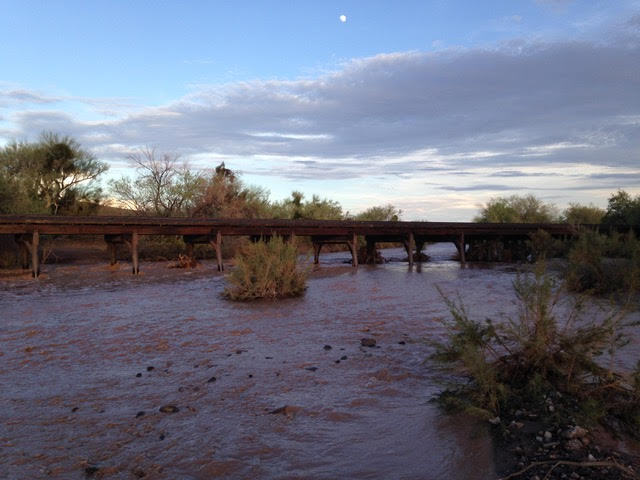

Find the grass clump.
[
  {"left": 431, "top": 263, "right": 640, "bottom": 437},
  {"left": 224, "top": 235, "right": 307, "bottom": 301}
]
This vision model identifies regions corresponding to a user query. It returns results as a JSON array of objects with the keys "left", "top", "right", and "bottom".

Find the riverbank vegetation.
[
  {"left": 432, "top": 263, "right": 640, "bottom": 478},
  {"left": 223, "top": 236, "right": 308, "bottom": 300}
]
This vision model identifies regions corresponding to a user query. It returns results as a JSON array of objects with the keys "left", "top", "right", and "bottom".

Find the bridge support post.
[
  {"left": 365, "top": 238, "right": 377, "bottom": 264},
  {"left": 460, "top": 233, "right": 466, "bottom": 265},
  {"left": 15, "top": 232, "right": 40, "bottom": 277},
  {"left": 408, "top": 233, "right": 415, "bottom": 269},
  {"left": 347, "top": 233, "right": 358, "bottom": 268},
  {"left": 209, "top": 231, "right": 224, "bottom": 272},
  {"left": 131, "top": 231, "right": 139, "bottom": 274},
  {"left": 313, "top": 243, "right": 322, "bottom": 264}
]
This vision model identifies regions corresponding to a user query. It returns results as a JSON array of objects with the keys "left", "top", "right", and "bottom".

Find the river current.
[{"left": 1, "top": 243, "right": 637, "bottom": 479}]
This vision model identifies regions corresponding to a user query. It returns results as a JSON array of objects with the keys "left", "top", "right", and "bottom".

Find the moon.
[{"left": 339, "top": 14, "right": 347, "bottom": 23}]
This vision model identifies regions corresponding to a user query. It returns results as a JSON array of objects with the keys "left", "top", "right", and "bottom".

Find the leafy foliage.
[
  {"left": 352, "top": 204, "right": 402, "bottom": 221},
  {"left": 270, "top": 191, "right": 344, "bottom": 220},
  {"left": 0, "top": 132, "right": 107, "bottom": 215},
  {"left": 562, "top": 203, "right": 605, "bottom": 225},
  {"left": 565, "top": 231, "right": 640, "bottom": 295},
  {"left": 224, "top": 236, "right": 308, "bottom": 300},
  {"left": 474, "top": 194, "right": 559, "bottom": 223},
  {"left": 602, "top": 190, "right": 640, "bottom": 226},
  {"left": 432, "top": 263, "right": 640, "bottom": 436}
]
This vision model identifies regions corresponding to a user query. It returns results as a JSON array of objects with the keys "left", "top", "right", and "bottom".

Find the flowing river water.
[{"left": 1, "top": 243, "right": 638, "bottom": 480}]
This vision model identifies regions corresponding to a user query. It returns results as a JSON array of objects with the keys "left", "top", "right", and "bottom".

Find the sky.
[{"left": 1, "top": 0, "right": 639, "bottom": 221}]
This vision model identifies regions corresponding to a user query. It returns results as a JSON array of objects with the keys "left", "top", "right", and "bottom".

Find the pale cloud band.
[{"left": 1, "top": 12, "right": 638, "bottom": 219}]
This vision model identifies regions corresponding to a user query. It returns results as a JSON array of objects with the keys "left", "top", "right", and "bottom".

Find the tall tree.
[
  {"left": 0, "top": 132, "right": 107, "bottom": 215},
  {"left": 602, "top": 190, "right": 640, "bottom": 226},
  {"left": 109, "top": 148, "right": 205, "bottom": 217}
]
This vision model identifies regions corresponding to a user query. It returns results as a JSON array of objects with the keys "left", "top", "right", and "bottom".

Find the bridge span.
[{"left": 0, "top": 215, "right": 579, "bottom": 277}]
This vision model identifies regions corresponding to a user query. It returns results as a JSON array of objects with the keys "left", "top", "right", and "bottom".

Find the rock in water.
[
  {"left": 159, "top": 405, "right": 179, "bottom": 413},
  {"left": 361, "top": 338, "right": 376, "bottom": 347}
]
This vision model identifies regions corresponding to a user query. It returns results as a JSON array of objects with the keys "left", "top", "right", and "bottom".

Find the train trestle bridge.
[{"left": 0, "top": 215, "right": 582, "bottom": 278}]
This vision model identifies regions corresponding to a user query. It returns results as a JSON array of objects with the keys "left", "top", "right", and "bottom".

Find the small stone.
[
  {"left": 248, "top": 374, "right": 253, "bottom": 378},
  {"left": 398, "top": 341, "right": 406, "bottom": 345},
  {"left": 305, "top": 367, "right": 318, "bottom": 372},
  {"left": 488, "top": 416, "right": 501, "bottom": 425},
  {"left": 544, "top": 431, "right": 553, "bottom": 441},
  {"left": 548, "top": 405, "right": 555, "bottom": 412},
  {"left": 159, "top": 433, "right": 165, "bottom": 440},
  {"left": 361, "top": 338, "right": 376, "bottom": 347},
  {"left": 536, "top": 436, "right": 543, "bottom": 443},
  {"left": 335, "top": 360, "right": 340, "bottom": 363},
  {"left": 323, "top": 345, "right": 332, "bottom": 350},
  {"left": 564, "top": 439, "right": 583, "bottom": 452},
  {"left": 207, "top": 376, "right": 217, "bottom": 383},
  {"left": 235, "top": 350, "right": 242, "bottom": 355},
  {"left": 132, "top": 467, "right": 146, "bottom": 478},
  {"left": 71, "top": 407, "right": 79, "bottom": 412},
  {"left": 146, "top": 366, "right": 154, "bottom": 372},
  {"left": 563, "top": 426, "right": 588, "bottom": 439},
  {"left": 159, "top": 405, "right": 179, "bottom": 413},
  {"left": 587, "top": 453, "right": 596, "bottom": 462},
  {"left": 85, "top": 466, "right": 99, "bottom": 476},
  {"left": 136, "top": 373, "right": 142, "bottom": 378},
  {"left": 265, "top": 356, "right": 273, "bottom": 359},
  {"left": 580, "top": 437, "right": 590, "bottom": 446},
  {"left": 135, "top": 411, "right": 145, "bottom": 418},
  {"left": 270, "top": 405, "right": 302, "bottom": 417},
  {"left": 341, "top": 355, "right": 347, "bottom": 360}
]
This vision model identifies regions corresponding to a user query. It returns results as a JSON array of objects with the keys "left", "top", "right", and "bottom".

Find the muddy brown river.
[{"left": 1, "top": 244, "right": 638, "bottom": 479}]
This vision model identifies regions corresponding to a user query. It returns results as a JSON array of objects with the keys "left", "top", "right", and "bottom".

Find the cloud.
[{"left": 2, "top": 9, "right": 639, "bottom": 218}]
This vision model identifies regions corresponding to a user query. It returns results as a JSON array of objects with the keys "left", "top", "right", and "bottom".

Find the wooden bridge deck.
[{"left": 0, "top": 215, "right": 580, "bottom": 277}]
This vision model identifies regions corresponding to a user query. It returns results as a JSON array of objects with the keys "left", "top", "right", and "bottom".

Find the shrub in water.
[
  {"left": 224, "top": 235, "right": 307, "bottom": 300},
  {"left": 431, "top": 262, "right": 640, "bottom": 437}
]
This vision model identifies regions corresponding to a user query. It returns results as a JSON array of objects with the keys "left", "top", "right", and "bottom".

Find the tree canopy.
[
  {"left": 474, "top": 194, "right": 559, "bottom": 223},
  {"left": 0, "top": 132, "right": 107, "bottom": 215},
  {"left": 602, "top": 190, "right": 640, "bottom": 226}
]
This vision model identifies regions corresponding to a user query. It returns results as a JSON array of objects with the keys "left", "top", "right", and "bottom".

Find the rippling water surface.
[{"left": 1, "top": 244, "right": 637, "bottom": 479}]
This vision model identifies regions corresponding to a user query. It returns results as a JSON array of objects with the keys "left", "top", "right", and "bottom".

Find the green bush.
[
  {"left": 224, "top": 236, "right": 308, "bottom": 300},
  {"left": 565, "top": 231, "right": 639, "bottom": 294},
  {"left": 432, "top": 263, "right": 640, "bottom": 436}
]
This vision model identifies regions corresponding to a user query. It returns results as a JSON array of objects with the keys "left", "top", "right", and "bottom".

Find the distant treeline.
[
  {"left": 0, "top": 134, "right": 399, "bottom": 222},
  {"left": 1, "top": 133, "right": 639, "bottom": 225}
]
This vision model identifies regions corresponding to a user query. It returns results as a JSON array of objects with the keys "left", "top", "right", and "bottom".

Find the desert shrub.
[
  {"left": 431, "top": 263, "right": 640, "bottom": 436},
  {"left": 526, "top": 229, "right": 568, "bottom": 261},
  {"left": 565, "top": 231, "right": 640, "bottom": 294},
  {"left": 224, "top": 236, "right": 308, "bottom": 300}
]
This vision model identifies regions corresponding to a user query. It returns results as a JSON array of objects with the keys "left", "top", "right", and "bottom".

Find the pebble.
[
  {"left": 563, "top": 426, "right": 588, "bottom": 439},
  {"left": 398, "top": 341, "right": 406, "bottom": 345},
  {"left": 159, "top": 405, "right": 179, "bottom": 413},
  {"left": 305, "top": 367, "right": 318, "bottom": 372},
  {"left": 323, "top": 345, "right": 332, "bottom": 350},
  {"left": 341, "top": 355, "right": 347, "bottom": 360},
  {"left": 587, "top": 453, "right": 596, "bottom": 461},
  {"left": 135, "top": 411, "right": 145, "bottom": 418},
  {"left": 564, "top": 439, "right": 583, "bottom": 452},
  {"left": 207, "top": 376, "right": 217, "bottom": 383},
  {"left": 71, "top": 407, "right": 79, "bottom": 413},
  {"left": 136, "top": 373, "right": 142, "bottom": 378},
  {"left": 146, "top": 366, "right": 154, "bottom": 372},
  {"left": 159, "top": 433, "right": 165, "bottom": 440},
  {"left": 543, "top": 431, "right": 552, "bottom": 441},
  {"left": 132, "top": 467, "right": 146, "bottom": 478},
  {"left": 85, "top": 466, "right": 99, "bottom": 476},
  {"left": 361, "top": 338, "right": 376, "bottom": 347}
]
